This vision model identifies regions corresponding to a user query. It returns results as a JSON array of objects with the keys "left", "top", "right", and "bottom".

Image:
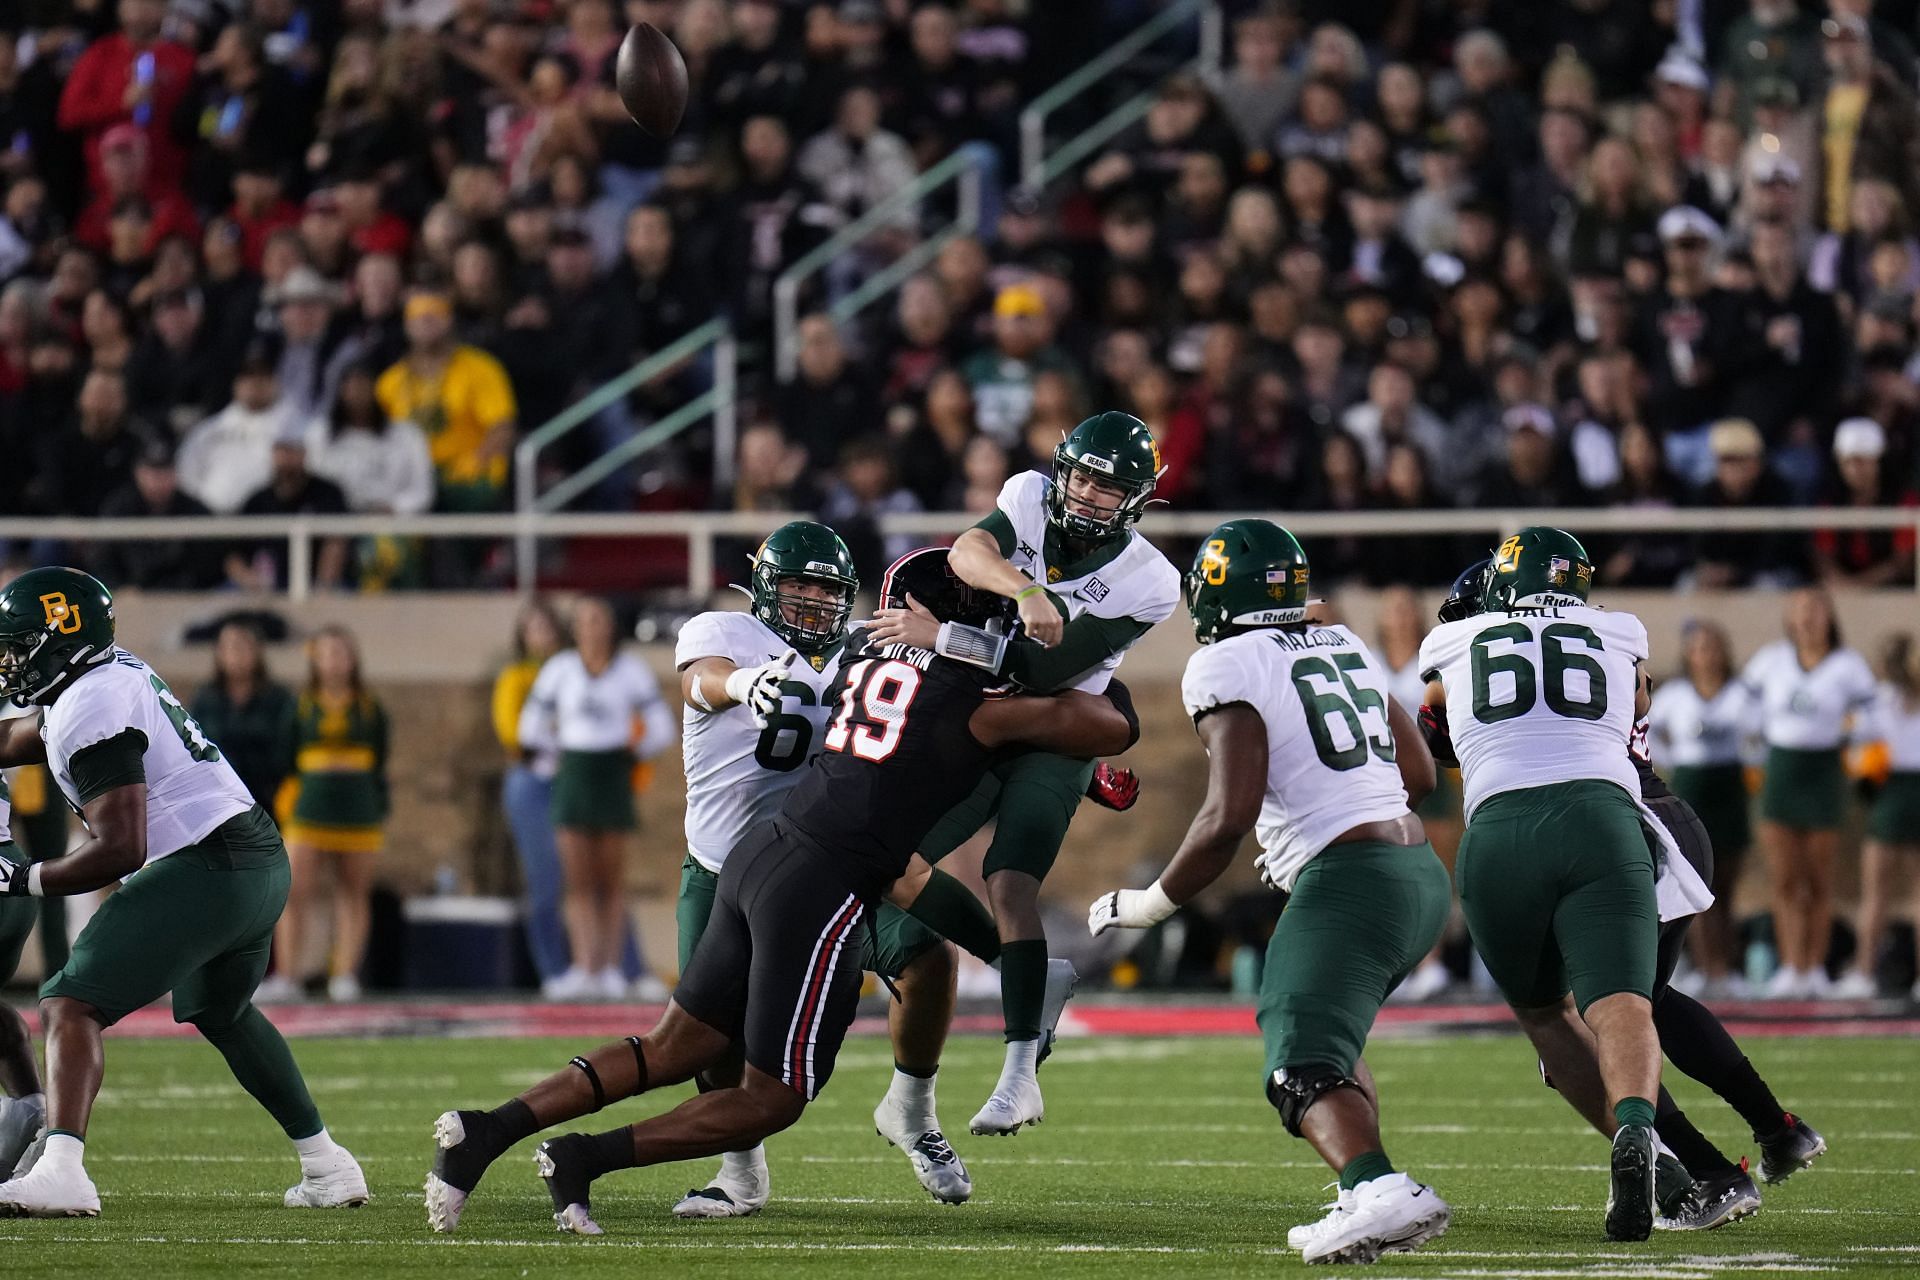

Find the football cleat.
[
  {"left": 0, "top": 1096, "right": 45, "bottom": 1178},
  {"left": 0, "top": 1160, "right": 100, "bottom": 1218},
  {"left": 425, "top": 1109, "right": 508, "bottom": 1233},
  {"left": 1036, "top": 958, "right": 1078, "bottom": 1067},
  {"left": 1288, "top": 1184, "right": 1353, "bottom": 1251},
  {"left": 671, "top": 1152, "right": 769, "bottom": 1219},
  {"left": 1300, "top": 1173, "right": 1449, "bottom": 1265},
  {"left": 1655, "top": 1161, "right": 1761, "bottom": 1231},
  {"left": 1654, "top": 1151, "right": 1693, "bottom": 1219},
  {"left": 285, "top": 1145, "right": 369, "bottom": 1208},
  {"left": 1605, "top": 1123, "right": 1656, "bottom": 1241},
  {"left": 672, "top": 1185, "right": 763, "bottom": 1219},
  {"left": 1756, "top": 1114, "right": 1826, "bottom": 1184},
  {"left": 536, "top": 1136, "right": 603, "bottom": 1236},
  {"left": 875, "top": 1097, "right": 971, "bottom": 1204},
  {"left": 969, "top": 1075, "right": 1044, "bottom": 1136},
  {"left": 1085, "top": 763, "right": 1140, "bottom": 811}
]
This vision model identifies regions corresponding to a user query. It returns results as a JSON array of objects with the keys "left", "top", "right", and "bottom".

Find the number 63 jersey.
[
  {"left": 1419, "top": 606, "right": 1647, "bottom": 821},
  {"left": 675, "top": 611, "right": 851, "bottom": 874},
  {"left": 1183, "top": 625, "right": 1412, "bottom": 892},
  {"left": 43, "top": 649, "right": 256, "bottom": 867}
]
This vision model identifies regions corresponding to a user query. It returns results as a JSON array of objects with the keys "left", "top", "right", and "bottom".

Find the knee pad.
[{"left": 1265, "top": 1064, "right": 1363, "bottom": 1138}]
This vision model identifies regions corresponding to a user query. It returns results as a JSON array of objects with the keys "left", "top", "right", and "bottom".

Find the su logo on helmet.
[{"left": 40, "top": 592, "right": 82, "bottom": 635}]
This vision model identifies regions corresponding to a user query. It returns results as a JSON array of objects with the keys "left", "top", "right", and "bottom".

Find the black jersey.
[
  {"left": 1629, "top": 714, "right": 1673, "bottom": 802},
  {"left": 781, "top": 639, "right": 1001, "bottom": 887}
]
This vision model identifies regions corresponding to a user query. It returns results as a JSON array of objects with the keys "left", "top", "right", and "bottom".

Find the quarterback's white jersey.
[
  {"left": 994, "top": 470, "right": 1179, "bottom": 692},
  {"left": 1645, "top": 678, "right": 1758, "bottom": 768},
  {"left": 1419, "top": 606, "right": 1648, "bottom": 820},
  {"left": 675, "top": 611, "right": 851, "bottom": 873},
  {"left": 1182, "top": 625, "right": 1411, "bottom": 892},
  {"left": 519, "top": 650, "right": 677, "bottom": 758},
  {"left": 1740, "top": 641, "right": 1876, "bottom": 751},
  {"left": 44, "top": 650, "right": 255, "bottom": 866},
  {"left": 1865, "top": 686, "right": 1920, "bottom": 771}
]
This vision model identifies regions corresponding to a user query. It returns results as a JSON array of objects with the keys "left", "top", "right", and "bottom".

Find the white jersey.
[
  {"left": 1182, "top": 625, "right": 1410, "bottom": 892},
  {"left": 1740, "top": 641, "right": 1876, "bottom": 751},
  {"left": 1864, "top": 685, "right": 1920, "bottom": 771},
  {"left": 1419, "top": 606, "right": 1648, "bottom": 820},
  {"left": 993, "top": 470, "right": 1180, "bottom": 692},
  {"left": 43, "top": 650, "right": 255, "bottom": 867},
  {"left": 675, "top": 611, "right": 851, "bottom": 872},
  {"left": 519, "top": 650, "right": 677, "bottom": 759},
  {"left": 1645, "top": 678, "right": 1757, "bottom": 768}
]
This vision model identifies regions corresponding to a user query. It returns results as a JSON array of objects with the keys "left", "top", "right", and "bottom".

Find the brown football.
[{"left": 615, "top": 23, "right": 689, "bottom": 139}]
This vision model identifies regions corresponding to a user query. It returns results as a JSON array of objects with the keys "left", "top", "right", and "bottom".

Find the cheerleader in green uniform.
[
  {"left": 278, "top": 627, "right": 389, "bottom": 1003},
  {"left": 1837, "top": 635, "right": 1920, "bottom": 998}
]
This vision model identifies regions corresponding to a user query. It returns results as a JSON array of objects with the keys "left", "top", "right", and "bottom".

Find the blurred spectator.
[
  {"left": 225, "top": 156, "right": 302, "bottom": 272},
  {"left": 726, "top": 114, "right": 838, "bottom": 340},
  {"left": 74, "top": 124, "right": 196, "bottom": 255},
  {"left": 1719, "top": 0, "right": 1824, "bottom": 119},
  {"left": 1816, "top": 14, "right": 1920, "bottom": 234},
  {"left": 1216, "top": 10, "right": 1297, "bottom": 156},
  {"left": 493, "top": 598, "right": 571, "bottom": 992},
  {"left": 1634, "top": 206, "right": 1747, "bottom": 455},
  {"left": 1690, "top": 417, "right": 1804, "bottom": 588},
  {"left": 177, "top": 342, "right": 302, "bottom": 515},
  {"left": 773, "top": 311, "right": 881, "bottom": 476},
  {"left": 1813, "top": 417, "right": 1918, "bottom": 586},
  {"left": 962, "top": 281, "right": 1070, "bottom": 446},
  {"left": 95, "top": 434, "right": 219, "bottom": 590},
  {"left": 1733, "top": 218, "right": 1844, "bottom": 472},
  {"left": 58, "top": 0, "right": 196, "bottom": 200},
  {"left": 173, "top": 19, "right": 308, "bottom": 214},
  {"left": 798, "top": 84, "right": 917, "bottom": 232},
  {"left": 189, "top": 618, "right": 296, "bottom": 817},
  {"left": 733, "top": 418, "right": 811, "bottom": 512},
  {"left": 707, "top": 0, "right": 807, "bottom": 134},
  {"left": 375, "top": 289, "right": 515, "bottom": 512},
  {"left": 230, "top": 427, "right": 350, "bottom": 592},
  {"left": 1340, "top": 362, "right": 1447, "bottom": 484},
  {"left": 268, "top": 266, "right": 343, "bottom": 419},
  {"left": 1473, "top": 403, "right": 1582, "bottom": 509},
  {"left": 882, "top": 272, "right": 958, "bottom": 402},
  {"left": 28, "top": 366, "right": 145, "bottom": 516},
  {"left": 821, "top": 436, "right": 924, "bottom": 581}
]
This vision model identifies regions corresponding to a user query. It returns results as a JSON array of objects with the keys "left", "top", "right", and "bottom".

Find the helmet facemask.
[
  {"left": 1046, "top": 452, "right": 1153, "bottom": 541},
  {"left": 752, "top": 562, "right": 856, "bottom": 651}
]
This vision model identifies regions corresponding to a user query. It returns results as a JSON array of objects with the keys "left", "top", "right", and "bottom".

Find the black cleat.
[
  {"left": 1605, "top": 1124, "right": 1655, "bottom": 1241},
  {"left": 1654, "top": 1151, "right": 1693, "bottom": 1218},
  {"left": 536, "top": 1135, "right": 605, "bottom": 1235},
  {"left": 1756, "top": 1113, "right": 1826, "bottom": 1184},
  {"left": 425, "top": 1109, "right": 509, "bottom": 1233},
  {"left": 1655, "top": 1160, "right": 1762, "bottom": 1231}
]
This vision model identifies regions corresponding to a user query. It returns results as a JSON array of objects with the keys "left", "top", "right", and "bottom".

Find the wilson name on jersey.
[
  {"left": 995, "top": 470, "right": 1179, "bottom": 692},
  {"left": 1419, "top": 606, "right": 1647, "bottom": 820},
  {"left": 675, "top": 610, "right": 851, "bottom": 873},
  {"left": 1183, "top": 625, "right": 1410, "bottom": 892},
  {"left": 44, "top": 649, "right": 256, "bottom": 866}
]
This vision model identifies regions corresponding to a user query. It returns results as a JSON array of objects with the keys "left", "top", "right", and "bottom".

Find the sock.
[
  {"left": 581, "top": 1127, "right": 638, "bottom": 1178},
  {"left": 292, "top": 1128, "right": 339, "bottom": 1168},
  {"left": 999, "top": 939, "right": 1049, "bottom": 1042},
  {"left": 485, "top": 1098, "right": 540, "bottom": 1147},
  {"left": 887, "top": 1066, "right": 938, "bottom": 1126},
  {"left": 199, "top": 1005, "right": 324, "bottom": 1141},
  {"left": 894, "top": 1059, "right": 937, "bottom": 1080},
  {"left": 1655, "top": 1087, "right": 1736, "bottom": 1177},
  {"left": 1653, "top": 988, "right": 1787, "bottom": 1137},
  {"left": 1614, "top": 1096, "right": 1656, "bottom": 1131},
  {"left": 1339, "top": 1150, "right": 1395, "bottom": 1191},
  {"left": 996, "top": 1036, "right": 1038, "bottom": 1088},
  {"left": 43, "top": 1132, "right": 83, "bottom": 1173},
  {"left": 906, "top": 871, "right": 1002, "bottom": 964}
]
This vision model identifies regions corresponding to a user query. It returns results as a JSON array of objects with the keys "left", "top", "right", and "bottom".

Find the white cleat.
[
  {"left": 1288, "top": 1184, "right": 1354, "bottom": 1251},
  {"left": 0, "top": 1160, "right": 101, "bottom": 1218},
  {"left": 554, "top": 1203, "right": 604, "bottom": 1236},
  {"left": 875, "top": 1097, "right": 971, "bottom": 1204},
  {"left": 1035, "top": 959, "right": 1078, "bottom": 1066},
  {"left": 0, "top": 1096, "right": 45, "bottom": 1177},
  {"left": 969, "top": 1075, "right": 1044, "bottom": 1136},
  {"left": 671, "top": 1156, "right": 769, "bottom": 1219},
  {"left": 1301, "top": 1173, "right": 1450, "bottom": 1265},
  {"left": 285, "top": 1146, "right": 370, "bottom": 1208}
]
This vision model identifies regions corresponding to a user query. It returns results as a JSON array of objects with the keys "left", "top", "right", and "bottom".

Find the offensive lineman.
[
  {"left": 0, "top": 568, "right": 367, "bottom": 1216},
  {"left": 871, "top": 411, "right": 1179, "bottom": 1135},
  {"left": 665, "top": 521, "right": 970, "bottom": 1214},
  {"left": 1420, "top": 529, "right": 1687, "bottom": 1241},
  {"left": 1088, "top": 522, "right": 1452, "bottom": 1265},
  {"left": 424, "top": 549, "right": 1140, "bottom": 1235}
]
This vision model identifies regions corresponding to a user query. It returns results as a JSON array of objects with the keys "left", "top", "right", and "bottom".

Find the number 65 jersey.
[
  {"left": 1419, "top": 606, "right": 1647, "bottom": 821},
  {"left": 44, "top": 649, "right": 256, "bottom": 867},
  {"left": 1183, "top": 624, "right": 1411, "bottom": 893},
  {"left": 675, "top": 611, "right": 852, "bottom": 874}
]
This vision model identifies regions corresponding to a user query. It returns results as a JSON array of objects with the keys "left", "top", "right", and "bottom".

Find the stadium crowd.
[{"left": 0, "top": 0, "right": 1917, "bottom": 592}]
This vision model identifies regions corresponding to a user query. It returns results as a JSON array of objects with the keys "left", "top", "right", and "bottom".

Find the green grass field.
[{"left": 0, "top": 1030, "right": 1914, "bottom": 1277}]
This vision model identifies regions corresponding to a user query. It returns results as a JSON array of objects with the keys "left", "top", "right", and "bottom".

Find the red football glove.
[{"left": 1086, "top": 762, "right": 1140, "bottom": 811}]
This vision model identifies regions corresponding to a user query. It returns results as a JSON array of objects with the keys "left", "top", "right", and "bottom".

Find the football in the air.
[{"left": 615, "top": 23, "right": 689, "bottom": 138}]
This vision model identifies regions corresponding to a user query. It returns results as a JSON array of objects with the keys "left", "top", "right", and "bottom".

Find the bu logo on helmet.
[{"left": 39, "top": 592, "right": 81, "bottom": 635}]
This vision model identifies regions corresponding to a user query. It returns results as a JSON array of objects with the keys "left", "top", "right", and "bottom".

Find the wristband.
[
  {"left": 1138, "top": 878, "right": 1177, "bottom": 924},
  {"left": 935, "top": 620, "right": 1009, "bottom": 673},
  {"left": 722, "top": 666, "right": 760, "bottom": 706},
  {"left": 1015, "top": 584, "right": 1046, "bottom": 601},
  {"left": 28, "top": 863, "right": 44, "bottom": 898}
]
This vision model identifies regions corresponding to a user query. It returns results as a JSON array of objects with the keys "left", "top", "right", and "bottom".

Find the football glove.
[
  {"left": 1085, "top": 763, "right": 1140, "bottom": 811},
  {"left": 724, "top": 653, "right": 793, "bottom": 728},
  {"left": 0, "top": 852, "right": 30, "bottom": 897},
  {"left": 1087, "top": 880, "right": 1177, "bottom": 937}
]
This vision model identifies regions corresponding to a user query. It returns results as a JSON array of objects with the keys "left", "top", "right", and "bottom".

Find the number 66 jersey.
[
  {"left": 44, "top": 649, "right": 256, "bottom": 866},
  {"left": 675, "top": 611, "right": 853, "bottom": 874},
  {"left": 1418, "top": 605, "right": 1647, "bottom": 821}
]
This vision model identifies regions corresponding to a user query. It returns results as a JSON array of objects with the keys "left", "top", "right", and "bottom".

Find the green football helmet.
[
  {"left": 1481, "top": 527, "right": 1594, "bottom": 612},
  {"left": 1184, "top": 519, "right": 1313, "bottom": 645},
  {"left": 1047, "top": 410, "right": 1163, "bottom": 542},
  {"left": 748, "top": 521, "right": 859, "bottom": 653},
  {"left": 0, "top": 566, "right": 118, "bottom": 707}
]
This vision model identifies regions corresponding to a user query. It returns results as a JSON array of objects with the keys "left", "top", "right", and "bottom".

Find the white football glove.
[
  {"left": 724, "top": 653, "right": 793, "bottom": 728},
  {"left": 1087, "top": 880, "right": 1177, "bottom": 937}
]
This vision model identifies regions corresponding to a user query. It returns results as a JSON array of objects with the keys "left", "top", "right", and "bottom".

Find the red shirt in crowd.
[
  {"left": 74, "top": 187, "right": 201, "bottom": 254},
  {"left": 227, "top": 198, "right": 303, "bottom": 271},
  {"left": 56, "top": 34, "right": 197, "bottom": 198},
  {"left": 349, "top": 212, "right": 413, "bottom": 260}
]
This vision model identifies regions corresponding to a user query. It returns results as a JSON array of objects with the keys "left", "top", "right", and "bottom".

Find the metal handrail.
[
  {"left": 1019, "top": 0, "right": 1223, "bottom": 190},
  {"left": 771, "top": 147, "right": 984, "bottom": 382}
]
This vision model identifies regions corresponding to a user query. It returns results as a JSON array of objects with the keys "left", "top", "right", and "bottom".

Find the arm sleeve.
[
  {"left": 69, "top": 729, "right": 148, "bottom": 805},
  {"left": 972, "top": 507, "right": 1018, "bottom": 557},
  {"left": 517, "top": 659, "right": 561, "bottom": 755},
  {"left": 1001, "top": 613, "right": 1151, "bottom": 692}
]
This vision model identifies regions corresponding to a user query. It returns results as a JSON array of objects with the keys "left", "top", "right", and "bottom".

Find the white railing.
[{"left": 5, "top": 506, "right": 1917, "bottom": 600}]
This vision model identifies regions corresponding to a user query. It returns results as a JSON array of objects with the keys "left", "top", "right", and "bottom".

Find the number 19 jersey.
[
  {"left": 1182, "top": 625, "right": 1411, "bottom": 892},
  {"left": 1419, "top": 606, "right": 1648, "bottom": 821},
  {"left": 675, "top": 611, "right": 850, "bottom": 873}
]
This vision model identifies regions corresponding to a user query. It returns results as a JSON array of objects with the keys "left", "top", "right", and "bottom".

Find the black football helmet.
[
  {"left": 879, "top": 547, "right": 1016, "bottom": 631},
  {"left": 1438, "top": 557, "right": 1491, "bottom": 624}
]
